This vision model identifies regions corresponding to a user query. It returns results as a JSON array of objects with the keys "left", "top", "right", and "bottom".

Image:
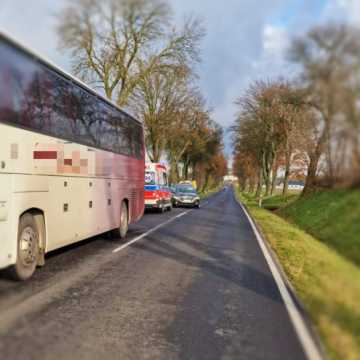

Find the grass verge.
[
  {"left": 262, "top": 192, "right": 299, "bottom": 210},
  {"left": 279, "top": 189, "right": 360, "bottom": 266},
  {"left": 240, "top": 190, "right": 300, "bottom": 210},
  {"left": 236, "top": 189, "right": 360, "bottom": 360}
]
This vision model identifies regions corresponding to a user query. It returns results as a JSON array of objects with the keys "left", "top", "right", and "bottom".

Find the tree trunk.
[
  {"left": 353, "top": 132, "right": 360, "bottom": 184},
  {"left": 249, "top": 178, "right": 255, "bottom": 194},
  {"left": 271, "top": 169, "right": 277, "bottom": 195},
  {"left": 240, "top": 178, "right": 248, "bottom": 192},
  {"left": 264, "top": 157, "right": 272, "bottom": 196},
  {"left": 183, "top": 159, "right": 190, "bottom": 180},
  {"left": 302, "top": 127, "right": 327, "bottom": 196},
  {"left": 262, "top": 150, "right": 274, "bottom": 197},
  {"left": 169, "top": 159, "right": 178, "bottom": 185},
  {"left": 255, "top": 168, "right": 263, "bottom": 198},
  {"left": 191, "top": 162, "right": 197, "bottom": 181},
  {"left": 244, "top": 178, "right": 249, "bottom": 193},
  {"left": 282, "top": 152, "right": 291, "bottom": 198},
  {"left": 265, "top": 178, "right": 271, "bottom": 196},
  {"left": 283, "top": 169, "right": 290, "bottom": 198},
  {"left": 152, "top": 141, "right": 161, "bottom": 162},
  {"left": 202, "top": 171, "right": 211, "bottom": 193},
  {"left": 302, "top": 152, "right": 320, "bottom": 196},
  {"left": 325, "top": 121, "right": 334, "bottom": 184}
]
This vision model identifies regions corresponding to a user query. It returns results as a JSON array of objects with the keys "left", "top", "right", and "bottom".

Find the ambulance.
[{"left": 144, "top": 163, "right": 172, "bottom": 212}]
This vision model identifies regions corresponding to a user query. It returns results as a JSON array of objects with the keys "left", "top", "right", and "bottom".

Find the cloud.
[
  {"left": 0, "top": 0, "right": 69, "bottom": 68},
  {"left": 170, "top": 0, "right": 292, "bottom": 139},
  {"left": 322, "top": 0, "right": 360, "bottom": 25},
  {"left": 342, "top": 0, "right": 360, "bottom": 24},
  {"left": 1, "top": 0, "right": 356, "bottom": 158},
  {"left": 0, "top": 1, "right": 310, "bottom": 133},
  {"left": 263, "top": 24, "right": 289, "bottom": 55}
]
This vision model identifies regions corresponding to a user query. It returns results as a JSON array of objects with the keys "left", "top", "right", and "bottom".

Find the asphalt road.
[{"left": 0, "top": 187, "right": 310, "bottom": 360}]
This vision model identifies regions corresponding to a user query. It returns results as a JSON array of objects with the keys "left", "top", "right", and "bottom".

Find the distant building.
[
  {"left": 276, "top": 180, "right": 304, "bottom": 190},
  {"left": 288, "top": 181, "right": 305, "bottom": 190},
  {"left": 224, "top": 175, "right": 238, "bottom": 182}
]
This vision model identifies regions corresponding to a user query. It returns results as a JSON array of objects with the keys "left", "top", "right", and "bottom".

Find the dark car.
[{"left": 172, "top": 185, "right": 200, "bottom": 208}]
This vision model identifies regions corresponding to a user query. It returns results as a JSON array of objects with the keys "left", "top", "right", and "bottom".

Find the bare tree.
[
  {"left": 275, "top": 82, "right": 309, "bottom": 196},
  {"left": 131, "top": 64, "right": 190, "bottom": 161},
  {"left": 57, "top": 0, "right": 203, "bottom": 107},
  {"left": 166, "top": 93, "right": 210, "bottom": 184},
  {"left": 56, "top": 0, "right": 228, "bottom": 191},
  {"left": 232, "top": 110, "right": 265, "bottom": 199},
  {"left": 234, "top": 80, "right": 289, "bottom": 197},
  {"left": 290, "top": 23, "right": 360, "bottom": 193},
  {"left": 232, "top": 78, "right": 312, "bottom": 202},
  {"left": 233, "top": 150, "right": 259, "bottom": 193}
]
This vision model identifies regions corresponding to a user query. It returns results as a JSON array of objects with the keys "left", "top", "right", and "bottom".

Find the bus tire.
[
  {"left": 119, "top": 201, "right": 129, "bottom": 239},
  {"left": 8, "top": 213, "right": 40, "bottom": 281}
]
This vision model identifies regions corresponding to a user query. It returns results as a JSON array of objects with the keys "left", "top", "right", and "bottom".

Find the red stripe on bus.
[{"left": 33, "top": 151, "right": 58, "bottom": 159}]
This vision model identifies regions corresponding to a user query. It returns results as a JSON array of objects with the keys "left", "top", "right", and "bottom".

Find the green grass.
[
  {"left": 262, "top": 193, "right": 299, "bottom": 210},
  {"left": 279, "top": 189, "right": 360, "bottom": 266},
  {"left": 241, "top": 190, "right": 300, "bottom": 210},
  {"left": 237, "top": 189, "right": 360, "bottom": 360}
]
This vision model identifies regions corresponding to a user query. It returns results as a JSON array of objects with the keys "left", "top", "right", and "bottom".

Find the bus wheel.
[
  {"left": 119, "top": 201, "right": 129, "bottom": 239},
  {"left": 9, "top": 213, "right": 39, "bottom": 281}
]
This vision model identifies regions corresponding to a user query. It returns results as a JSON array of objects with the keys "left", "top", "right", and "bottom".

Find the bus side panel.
[
  {"left": 77, "top": 177, "right": 119, "bottom": 240},
  {"left": 0, "top": 124, "right": 145, "bottom": 255},
  {"left": 45, "top": 176, "right": 81, "bottom": 251},
  {"left": 0, "top": 174, "right": 16, "bottom": 269},
  {"left": 130, "top": 157, "right": 145, "bottom": 223},
  {"left": 41, "top": 176, "right": 114, "bottom": 252},
  {"left": 0, "top": 124, "right": 17, "bottom": 269}
]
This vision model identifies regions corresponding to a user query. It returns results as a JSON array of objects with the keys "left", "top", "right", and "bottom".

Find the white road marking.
[
  {"left": 112, "top": 196, "right": 215, "bottom": 254},
  {"left": 112, "top": 210, "right": 191, "bottom": 253},
  {"left": 237, "top": 200, "right": 323, "bottom": 360}
]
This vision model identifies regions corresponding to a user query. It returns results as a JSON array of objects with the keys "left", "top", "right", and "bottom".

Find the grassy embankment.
[{"left": 236, "top": 188, "right": 360, "bottom": 360}]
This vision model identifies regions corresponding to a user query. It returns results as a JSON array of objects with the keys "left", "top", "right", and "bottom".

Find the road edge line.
[{"left": 235, "top": 196, "right": 324, "bottom": 360}]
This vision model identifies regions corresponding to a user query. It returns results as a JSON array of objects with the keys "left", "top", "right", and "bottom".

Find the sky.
[{"left": 1, "top": 0, "right": 359, "bottom": 157}]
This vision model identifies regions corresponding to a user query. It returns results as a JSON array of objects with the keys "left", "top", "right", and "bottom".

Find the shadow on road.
[{"left": 132, "top": 227, "right": 283, "bottom": 304}]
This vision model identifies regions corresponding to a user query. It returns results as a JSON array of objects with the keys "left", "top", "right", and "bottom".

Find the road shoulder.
[{"left": 233, "top": 189, "right": 326, "bottom": 360}]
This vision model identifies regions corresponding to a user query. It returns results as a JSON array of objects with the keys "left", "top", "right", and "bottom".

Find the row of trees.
[
  {"left": 232, "top": 22, "right": 360, "bottom": 198},
  {"left": 57, "top": 0, "right": 227, "bottom": 190}
]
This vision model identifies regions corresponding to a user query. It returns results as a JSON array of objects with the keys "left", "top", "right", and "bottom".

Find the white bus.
[{"left": 0, "top": 33, "right": 145, "bottom": 280}]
